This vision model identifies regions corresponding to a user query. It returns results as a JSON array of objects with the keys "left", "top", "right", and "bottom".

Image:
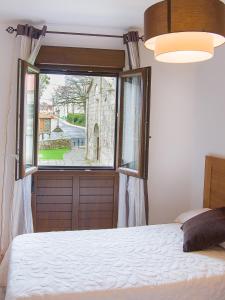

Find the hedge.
[{"left": 66, "top": 113, "right": 85, "bottom": 127}]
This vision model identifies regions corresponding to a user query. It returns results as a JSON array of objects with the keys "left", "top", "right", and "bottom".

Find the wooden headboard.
[{"left": 204, "top": 156, "right": 225, "bottom": 208}]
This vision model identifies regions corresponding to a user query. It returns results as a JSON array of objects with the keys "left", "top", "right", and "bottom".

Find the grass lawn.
[{"left": 39, "top": 148, "right": 70, "bottom": 160}]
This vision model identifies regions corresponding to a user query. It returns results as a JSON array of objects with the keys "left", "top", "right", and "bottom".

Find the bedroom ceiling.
[{"left": 0, "top": 0, "right": 158, "bottom": 30}]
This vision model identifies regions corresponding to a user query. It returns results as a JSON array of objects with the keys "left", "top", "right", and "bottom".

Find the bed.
[{"left": 3, "top": 156, "right": 225, "bottom": 300}]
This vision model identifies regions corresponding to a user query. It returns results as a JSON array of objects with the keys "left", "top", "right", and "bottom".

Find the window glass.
[
  {"left": 16, "top": 60, "right": 39, "bottom": 180},
  {"left": 25, "top": 71, "right": 36, "bottom": 167},
  {"left": 117, "top": 67, "right": 151, "bottom": 179},
  {"left": 121, "top": 76, "right": 142, "bottom": 171},
  {"left": 38, "top": 74, "right": 117, "bottom": 168}
]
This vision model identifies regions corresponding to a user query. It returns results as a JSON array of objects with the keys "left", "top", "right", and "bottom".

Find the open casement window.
[
  {"left": 117, "top": 67, "right": 151, "bottom": 179},
  {"left": 16, "top": 59, "right": 40, "bottom": 180}
]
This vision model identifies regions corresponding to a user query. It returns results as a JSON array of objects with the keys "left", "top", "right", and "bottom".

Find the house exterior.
[
  {"left": 39, "top": 113, "right": 57, "bottom": 140},
  {"left": 85, "top": 77, "right": 116, "bottom": 166}
]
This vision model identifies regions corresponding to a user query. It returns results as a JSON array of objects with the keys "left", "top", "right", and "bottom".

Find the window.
[
  {"left": 38, "top": 73, "right": 117, "bottom": 168},
  {"left": 16, "top": 48, "right": 151, "bottom": 177},
  {"left": 16, "top": 60, "right": 39, "bottom": 180},
  {"left": 117, "top": 68, "right": 151, "bottom": 179}
]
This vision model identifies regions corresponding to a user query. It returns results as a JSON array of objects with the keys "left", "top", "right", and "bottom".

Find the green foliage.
[
  {"left": 39, "top": 148, "right": 70, "bottom": 160},
  {"left": 39, "top": 74, "right": 51, "bottom": 98},
  {"left": 66, "top": 113, "right": 85, "bottom": 127}
]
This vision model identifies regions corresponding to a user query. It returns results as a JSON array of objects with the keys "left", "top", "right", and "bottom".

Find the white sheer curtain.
[
  {"left": 0, "top": 24, "right": 46, "bottom": 259},
  {"left": 118, "top": 174, "right": 147, "bottom": 228},
  {"left": 127, "top": 177, "right": 146, "bottom": 227},
  {"left": 10, "top": 35, "right": 34, "bottom": 242},
  {"left": 0, "top": 33, "right": 20, "bottom": 300},
  {"left": 117, "top": 174, "right": 128, "bottom": 228},
  {"left": 117, "top": 30, "right": 148, "bottom": 228},
  {"left": 0, "top": 25, "right": 46, "bottom": 299}
]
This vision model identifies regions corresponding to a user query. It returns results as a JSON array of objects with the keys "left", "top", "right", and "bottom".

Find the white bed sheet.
[{"left": 5, "top": 224, "right": 225, "bottom": 300}]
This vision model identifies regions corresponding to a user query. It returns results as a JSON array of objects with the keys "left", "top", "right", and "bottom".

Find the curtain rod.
[
  {"left": 6, "top": 26, "right": 143, "bottom": 40},
  {"left": 47, "top": 30, "right": 123, "bottom": 39}
]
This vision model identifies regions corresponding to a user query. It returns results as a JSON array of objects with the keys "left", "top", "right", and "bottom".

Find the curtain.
[
  {"left": 0, "top": 24, "right": 46, "bottom": 259},
  {"left": 117, "top": 30, "right": 148, "bottom": 228},
  {"left": 10, "top": 34, "right": 34, "bottom": 242},
  {"left": 123, "top": 31, "right": 140, "bottom": 70},
  {"left": 117, "top": 174, "right": 147, "bottom": 228},
  {"left": 117, "top": 174, "right": 128, "bottom": 227},
  {"left": 0, "top": 24, "right": 46, "bottom": 298},
  {"left": 29, "top": 26, "right": 47, "bottom": 65},
  {"left": 127, "top": 177, "right": 146, "bottom": 227}
]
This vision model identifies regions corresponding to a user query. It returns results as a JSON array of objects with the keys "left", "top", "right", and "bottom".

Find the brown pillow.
[{"left": 181, "top": 207, "right": 225, "bottom": 252}]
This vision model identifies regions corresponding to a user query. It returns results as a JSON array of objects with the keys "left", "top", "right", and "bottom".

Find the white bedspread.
[{"left": 5, "top": 224, "right": 225, "bottom": 300}]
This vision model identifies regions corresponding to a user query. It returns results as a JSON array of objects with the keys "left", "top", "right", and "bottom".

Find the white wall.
[
  {"left": 140, "top": 43, "right": 196, "bottom": 224},
  {"left": 140, "top": 42, "right": 225, "bottom": 224},
  {"left": 190, "top": 46, "right": 225, "bottom": 209}
]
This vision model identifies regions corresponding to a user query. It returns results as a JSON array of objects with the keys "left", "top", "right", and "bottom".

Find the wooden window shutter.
[{"left": 36, "top": 46, "right": 125, "bottom": 73}]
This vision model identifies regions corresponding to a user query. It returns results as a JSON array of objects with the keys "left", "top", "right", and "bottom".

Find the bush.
[
  {"left": 39, "top": 138, "right": 72, "bottom": 150},
  {"left": 66, "top": 113, "right": 85, "bottom": 127}
]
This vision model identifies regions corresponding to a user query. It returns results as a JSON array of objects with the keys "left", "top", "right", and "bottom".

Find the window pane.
[
  {"left": 24, "top": 71, "right": 36, "bottom": 167},
  {"left": 121, "top": 76, "right": 142, "bottom": 171},
  {"left": 38, "top": 74, "right": 117, "bottom": 167}
]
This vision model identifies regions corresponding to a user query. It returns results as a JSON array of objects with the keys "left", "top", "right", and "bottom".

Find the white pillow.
[{"left": 174, "top": 208, "right": 212, "bottom": 224}]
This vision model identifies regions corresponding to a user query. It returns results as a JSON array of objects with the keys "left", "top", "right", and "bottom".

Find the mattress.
[{"left": 5, "top": 224, "right": 225, "bottom": 300}]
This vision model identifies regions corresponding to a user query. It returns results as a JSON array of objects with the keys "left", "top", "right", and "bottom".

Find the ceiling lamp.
[{"left": 144, "top": 0, "right": 225, "bottom": 63}]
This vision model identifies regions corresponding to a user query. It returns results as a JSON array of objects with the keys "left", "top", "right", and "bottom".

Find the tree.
[
  {"left": 52, "top": 76, "right": 93, "bottom": 115},
  {"left": 52, "top": 85, "right": 72, "bottom": 115},
  {"left": 65, "top": 76, "right": 93, "bottom": 113},
  {"left": 39, "top": 74, "right": 50, "bottom": 99}
]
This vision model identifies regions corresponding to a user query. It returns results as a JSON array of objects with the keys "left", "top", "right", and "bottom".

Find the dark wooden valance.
[{"left": 36, "top": 46, "right": 125, "bottom": 72}]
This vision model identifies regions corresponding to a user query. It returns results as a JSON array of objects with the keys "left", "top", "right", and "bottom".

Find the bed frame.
[{"left": 204, "top": 156, "right": 225, "bottom": 208}]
